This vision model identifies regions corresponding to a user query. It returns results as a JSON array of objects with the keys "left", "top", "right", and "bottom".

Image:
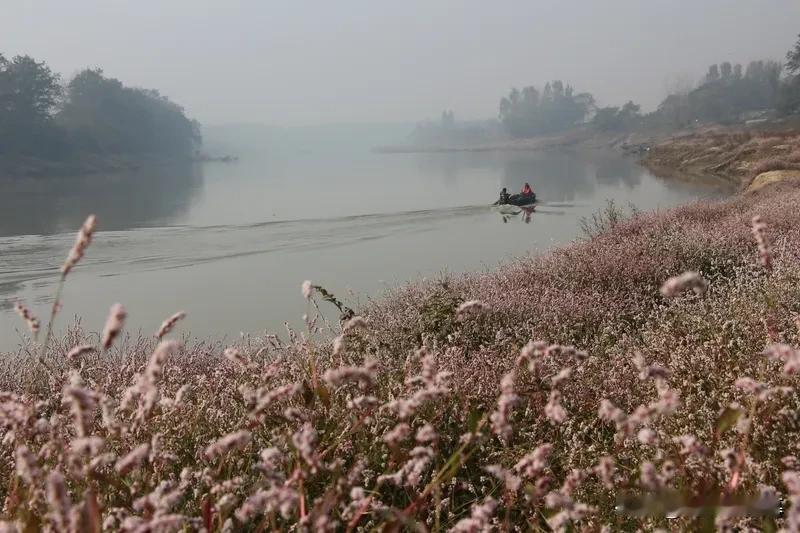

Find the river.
[{"left": 0, "top": 125, "right": 733, "bottom": 352}]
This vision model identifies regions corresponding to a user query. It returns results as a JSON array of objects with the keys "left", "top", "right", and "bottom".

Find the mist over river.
[{"left": 0, "top": 125, "right": 732, "bottom": 351}]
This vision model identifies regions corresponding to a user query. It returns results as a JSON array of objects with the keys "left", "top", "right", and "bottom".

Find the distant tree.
[
  {"left": 0, "top": 52, "right": 201, "bottom": 164},
  {"left": 787, "top": 33, "right": 800, "bottom": 74},
  {"left": 706, "top": 64, "right": 720, "bottom": 83},
  {"left": 591, "top": 100, "right": 641, "bottom": 131},
  {"left": 620, "top": 100, "right": 641, "bottom": 117},
  {"left": 656, "top": 93, "right": 691, "bottom": 128},
  {"left": 777, "top": 75, "right": 800, "bottom": 115},
  {"left": 499, "top": 80, "right": 595, "bottom": 137},
  {"left": 0, "top": 54, "right": 65, "bottom": 156},
  {"left": 58, "top": 68, "right": 200, "bottom": 157},
  {"left": 440, "top": 110, "right": 455, "bottom": 128},
  {"left": 591, "top": 106, "right": 621, "bottom": 131},
  {"left": 657, "top": 59, "right": 784, "bottom": 125},
  {"left": 779, "top": 34, "right": 800, "bottom": 115},
  {"left": 0, "top": 55, "right": 62, "bottom": 119}
]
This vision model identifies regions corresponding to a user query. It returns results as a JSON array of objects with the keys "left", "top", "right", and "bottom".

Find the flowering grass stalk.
[{"left": 3, "top": 183, "right": 800, "bottom": 530}]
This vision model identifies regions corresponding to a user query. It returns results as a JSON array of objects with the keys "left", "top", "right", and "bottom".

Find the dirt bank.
[{"left": 642, "top": 126, "right": 800, "bottom": 187}]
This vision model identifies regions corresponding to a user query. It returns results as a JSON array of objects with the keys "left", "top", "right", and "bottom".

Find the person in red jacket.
[{"left": 521, "top": 182, "right": 533, "bottom": 196}]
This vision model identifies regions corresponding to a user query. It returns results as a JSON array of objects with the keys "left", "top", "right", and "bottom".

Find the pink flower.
[
  {"left": 456, "top": 300, "right": 488, "bottom": 320},
  {"left": 205, "top": 430, "right": 252, "bottom": 460},
  {"left": 156, "top": 311, "right": 186, "bottom": 339},
  {"left": 660, "top": 271, "right": 708, "bottom": 298},
  {"left": 102, "top": 303, "right": 127, "bottom": 349},
  {"left": 301, "top": 280, "right": 314, "bottom": 300},
  {"left": 751, "top": 215, "right": 772, "bottom": 271}
]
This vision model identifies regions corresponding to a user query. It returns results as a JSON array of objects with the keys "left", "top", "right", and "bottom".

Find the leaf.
[
  {"left": 201, "top": 496, "right": 213, "bottom": 532},
  {"left": 467, "top": 407, "right": 484, "bottom": 433},
  {"left": 695, "top": 505, "right": 717, "bottom": 533},
  {"left": 715, "top": 406, "right": 744, "bottom": 437},
  {"left": 761, "top": 516, "right": 778, "bottom": 533},
  {"left": 316, "top": 383, "right": 331, "bottom": 409},
  {"left": 301, "top": 379, "right": 315, "bottom": 407},
  {"left": 84, "top": 488, "right": 101, "bottom": 533}
]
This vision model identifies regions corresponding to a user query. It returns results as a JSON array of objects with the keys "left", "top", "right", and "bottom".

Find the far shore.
[
  {"left": 372, "top": 127, "right": 670, "bottom": 155},
  {"left": 378, "top": 121, "right": 800, "bottom": 191}
]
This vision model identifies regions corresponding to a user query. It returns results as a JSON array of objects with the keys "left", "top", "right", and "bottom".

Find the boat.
[{"left": 492, "top": 192, "right": 537, "bottom": 208}]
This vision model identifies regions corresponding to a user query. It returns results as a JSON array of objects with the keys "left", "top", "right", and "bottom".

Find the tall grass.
[{"left": 3, "top": 182, "right": 800, "bottom": 531}]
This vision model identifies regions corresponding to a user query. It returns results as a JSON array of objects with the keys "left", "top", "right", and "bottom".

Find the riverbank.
[
  {"left": 373, "top": 126, "right": 671, "bottom": 155},
  {"left": 379, "top": 123, "right": 800, "bottom": 193},
  {"left": 0, "top": 152, "right": 235, "bottom": 179},
  {"left": 0, "top": 153, "right": 147, "bottom": 178},
  {"left": 2, "top": 177, "right": 800, "bottom": 529},
  {"left": 641, "top": 126, "right": 800, "bottom": 188}
]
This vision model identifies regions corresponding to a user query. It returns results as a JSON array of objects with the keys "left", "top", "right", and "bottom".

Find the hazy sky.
[{"left": 2, "top": 1, "right": 799, "bottom": 126}]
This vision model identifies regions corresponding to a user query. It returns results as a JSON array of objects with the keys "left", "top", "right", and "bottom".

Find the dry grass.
[
  {"left": 644, "top": 129, "right": 800, "bottom": 187},
  {"left": 3, "top": 183, "right": 800, "bottom": 531},
  {"left": 749, "top": 158, "right": 800, "bottom": 178}
]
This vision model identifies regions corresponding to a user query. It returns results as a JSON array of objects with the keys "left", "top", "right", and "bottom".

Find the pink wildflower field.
[{"left": 4, "top": 182, "right": 800, "bottom": 531}]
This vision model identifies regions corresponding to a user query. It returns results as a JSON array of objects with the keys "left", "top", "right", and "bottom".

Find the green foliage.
[
  {"left": 787, "top": 33, "right": 800, "bottom": 74},
  {"left": 656, "top": 59, "right": 791, "bottom": 126},
  {"left": 418, "top": 280, "right": 462, "bottom": 343},
  {"left": 592, "top": 101, "right": 641, "bottom": 131},
  {"left": 58, "top": 69, "right": 200, "bottom": 157},
  {"left": 0, "top": 54, "right": 66, "bottom": 157},
  {"left": 778, "top": 73, "right": 800, "bottom": 116},
  {"left": 0, "top": 52, "right": 200, "bottom": 164},
  {"left": 498, "top": 80, "right": 595, "bottom": 138},
  {"left": 579, "top": 199, "right": 638, "bottom": 239}
]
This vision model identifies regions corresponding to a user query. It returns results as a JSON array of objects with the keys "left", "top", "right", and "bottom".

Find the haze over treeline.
[
  {"left": 2, "top": 0, "right": 799, "bottom": 126},
  {"left": 0, "top": 57, "right": 200, "bottom": 163}
]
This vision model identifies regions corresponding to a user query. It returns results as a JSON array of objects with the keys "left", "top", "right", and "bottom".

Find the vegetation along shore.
[
  {"left": 3, "top": 16, "right": 800, "bottom": 533},
  {"left": 4, "top": 171, "right": 800, "bottom": 529}
]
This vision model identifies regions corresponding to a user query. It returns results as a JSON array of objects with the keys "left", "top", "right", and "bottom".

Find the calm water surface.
[{"left": 0, "top": 129, "right": 732, "bottom": 351}]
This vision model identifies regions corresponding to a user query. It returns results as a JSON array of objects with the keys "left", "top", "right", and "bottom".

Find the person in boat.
[
  {"left": 499, "top": 187, "right": 510, "bottom": 204},
  {"left": 521, "top": 182, "right": 534, "bottom": 196}
]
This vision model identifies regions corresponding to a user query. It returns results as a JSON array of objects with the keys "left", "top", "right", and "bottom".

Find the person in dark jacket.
[{"left": 499, "top": 187, "right": 510, "bottom": 204}]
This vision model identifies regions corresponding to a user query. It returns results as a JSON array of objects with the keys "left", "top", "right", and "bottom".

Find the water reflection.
[
  {"left": 0, "top": 161, "right": 204, "bottom": 237},
  {"left": 594, "top": 155, "right": 642, "bottom": 188},
  {"left": 497, "top": 204, "right": 536, "bottom": 224},
  {"left": 503, "top": 151, "right": 596, "bottom": 203}
]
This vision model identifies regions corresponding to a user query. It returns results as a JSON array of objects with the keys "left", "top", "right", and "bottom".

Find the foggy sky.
[{"left": 2, "top": 1, "right": 799, "bottom": 126}]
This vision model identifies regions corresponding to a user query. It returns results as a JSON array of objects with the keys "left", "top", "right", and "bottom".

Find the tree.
[
  {"left": 58, "top": 68, "right": 200, "bottom": 157},
  {"left": 733, "top": 64, "right": 743, "bottom": 79},
  {"left": 0, "top": 54, "right": 65, "bottom": 156},
  {"left": 720, "top": 62, "right": 733, "bottom": 79},
  {"left": 706, "top": 64, "right": 720, "bottom": 83},
  {"left": 0, "top": 55, "right": 62, "bottom": 119},
  {"left": 591, "top": 107, "right": 621, "bottom": 131},
  {"left": 440, "top": 110, "right": 455, "bottom": 129},
  {"left": 0, "top": 52, "right": 201, "bottom": 163},
  {"left": 780, "top": 34, "right": 800, "bottom": 115},
  {"left": 787, "top": 33, "right": 800, "bottom": 74},
  {"left": 499, "top": 80, "right": 595, "bottom": 138},
  {"left": 591, "top": 101, "right": 641, "bottom": 131}
]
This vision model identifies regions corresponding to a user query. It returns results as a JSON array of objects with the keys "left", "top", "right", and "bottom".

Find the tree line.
[
  {"left": 0, "top": 53, "right": 200, "bottom": 162},
  {"left": 416, "top": 33, "right": 800, "bottom": 143}
]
